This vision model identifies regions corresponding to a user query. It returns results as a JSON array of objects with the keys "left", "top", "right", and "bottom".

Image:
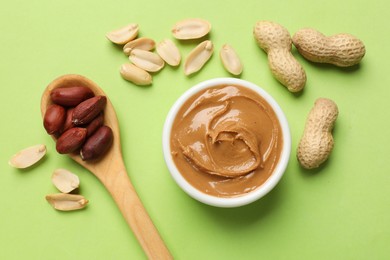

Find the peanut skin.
[
  {"left": 297, "top": 98, "right": 338, "bottom": 169},
  {"left": 292, "top": 28, "right": 366, "bottom": 67},
  {"left": 56, "top": 127, "right": 87, "bottom": 154},
  {"left": 43, "top": 104, "right": 66, "bottom": 135},
  {"left": 50, "top": 86, "right": 94, "bottom": 107},
  {"left": 253, "top": 21, "right": 306, "bottom": 92},
  {"left": 80, "top": 126, "right": 113, "bottom": 161},
  {"left": 72, "top": 95, "right": 107, "bottom": 125}
]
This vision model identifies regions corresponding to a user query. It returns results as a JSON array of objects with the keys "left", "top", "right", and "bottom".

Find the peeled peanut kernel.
[
  {"left": 129, "top": 49, "right": 165, "bottom": 72},
  {"left": 156, "top": 39, "right": 181, "bottom": 66},
  {"left": 297, "top": 98, "right": 339, "bottom": 169},
  {"left": 123, "top": 37, "right": 156, "bottom": 56},
  {"left": 184, "top": 40, "right": 214, "bottom": 76},
  {"left": 52, "top": 169, "right": 80, "bottom": 193},
  {"left": 46, "top": 193, "right": 88, "bottom": 211},
  {"left": 220, "top": 44, "right": 243, "bottom": 75},
  {"left": 9, "top": 144, "right": 46, "bottom": 169},
  {"left": 253, "top": 20, "right": 306, "bottom": 92},
  {"left": 172, "top": 18, "right": 211, "bottom": 40},
  {"left": 292, "top": 28, "right": 366, "bottom": 67},
  {"left": 106, "top": 23, "right": 139, "bottom": 45},
  {"left": 120, "top": 63, "right": 152, "bottom": 85}
]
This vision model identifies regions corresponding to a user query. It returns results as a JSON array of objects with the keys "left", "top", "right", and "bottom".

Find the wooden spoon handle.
[{"left": 99, "top": 164, "right": 172, "bottom": 259}]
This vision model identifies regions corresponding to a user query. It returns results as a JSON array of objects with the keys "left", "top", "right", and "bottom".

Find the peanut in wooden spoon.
[{"left": 41, "top": 74, "right": 172, "bottom": 259}]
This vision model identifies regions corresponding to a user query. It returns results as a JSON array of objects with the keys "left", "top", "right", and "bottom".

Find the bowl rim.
[{"left": 162, "top": 78, "right": 291, "bottom": 207}]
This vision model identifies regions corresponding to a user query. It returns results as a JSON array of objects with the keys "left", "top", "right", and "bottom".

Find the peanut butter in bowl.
[{"left": 163, "top": 78, "right": 291, "bottom": 207}]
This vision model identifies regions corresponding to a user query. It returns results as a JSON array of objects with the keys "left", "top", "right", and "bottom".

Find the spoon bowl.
[
  {"left": 41, "top": 74, "right": 120, "bottom": 171},
  {"left": 41, "top": 74, "right": 172, "bottom": 259}
]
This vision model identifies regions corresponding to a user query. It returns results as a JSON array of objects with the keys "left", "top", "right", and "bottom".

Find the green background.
[{"left": 1, "top": 0, "right": 389, "bottom": 259}]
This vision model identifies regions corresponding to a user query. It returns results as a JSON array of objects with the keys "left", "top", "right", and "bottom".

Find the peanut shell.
[
  {"left": 253, "top": 20, "right": 306, "bottom": 92},
  {"left": 292, "top": 28, "right": 366, "bottom": 67},
  {"left": 297, "top": 98, "right": 339, "bottom": 169}
]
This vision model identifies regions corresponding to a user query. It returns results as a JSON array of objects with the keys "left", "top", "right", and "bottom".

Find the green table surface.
[{"left": 1, "top": 0, "right": 389, "bottom": 259}]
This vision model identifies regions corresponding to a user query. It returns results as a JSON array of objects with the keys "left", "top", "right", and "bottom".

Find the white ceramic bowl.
[{"left": 162, "top": 78, "right": 291, "bottom": 207}]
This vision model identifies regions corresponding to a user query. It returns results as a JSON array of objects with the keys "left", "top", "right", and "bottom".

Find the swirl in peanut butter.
[{"left": 170, "top": 85, "right": 283, "bottom": 197}]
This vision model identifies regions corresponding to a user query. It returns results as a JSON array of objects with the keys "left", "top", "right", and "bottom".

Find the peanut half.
[
  {"left": 9, "top": 144, "right": 46, "bottom": 169},
  {"left": 220, "top": 44, "right": 243, "bottom": 76},
  {"left": 106, "top": 23, "right": 139, "bottom": 45},
  {"left": 123, "top": 37, "right": 156, "bottom": 56},
  {"left": 46, "top": 193, "right": 88, "bottom": 211},
  {"left": 156, "top": 39, "right": 181, "bottom": 66},
  {"left": 129, "top": 49, "right": 165, "bottom": 72},
  {"left": 253, "top": 20, "right": 306, "bottom": 92},
  {"left": 120, "top": 63, "right": 152, "bottom": 85},
  {"left": 292, "top": 28, "right": 366, "bottom": 67},
  {"left": 184, "top": 40, "right": 214, "bottom": 76},
  {"left": 172, "top": 18, "right": 211, "bottom": 40},
  {"left": 52, "top": 169, "right": 80, "bottom": 193},
  {"left": 297, "top": 98, "right": 339, "bottom": 169}
]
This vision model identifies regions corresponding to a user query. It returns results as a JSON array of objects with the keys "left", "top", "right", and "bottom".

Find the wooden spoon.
[{"left": 41, "top": 74, "right": 172, "bottom": 259}]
